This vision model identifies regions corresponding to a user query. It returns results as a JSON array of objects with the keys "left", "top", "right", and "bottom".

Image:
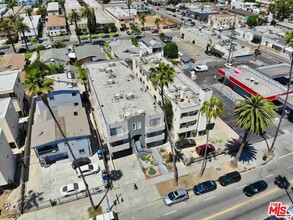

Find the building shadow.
[{"left": 225, "top": 139, "right": 257, "bottom": 163}]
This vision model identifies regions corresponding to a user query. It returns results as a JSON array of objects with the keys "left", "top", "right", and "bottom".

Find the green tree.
[
  {"left": 232, "top": 95, "right": 277, "bottom": 166},
  {"left": 25, "top": 8, "right": 38, "bottom": 39},
  {"left": 0, "top": 21, "right": 16, "bottom": 53},
  {"left": 126, "top": 0, "right": 133, "bottom": 37},
  {"left": 164, "top": 42, "right": 178, "bottom": 59},
  {"left": 131, "top": 38, "right": 138, "bottom": 47},
  {"left": 162, "top": 100, "right": 173, "bottom": 129},
  {"left": 150, "top": 62, "right": 178, "bottom": 186},
  {"left": 269, "top": 31, "right": 293, "bottom": 153},
  {"left": 36, "top": 45, "right": 46, "bottom": 53},
  {"left": 81, "top": 4, "right": 97, "bottom": 43},
  {"left": 139, "top": 14, "right": 146, "bottom": 36},
  {"left": 7, "top": 0, "right": 17, "bottom": 17},
  {"left": 159, "top": 32, "right": 166, "bottom": 41},
  {"left": 53, "top": 41, "right": 66, "bottom": 48},
  {"left": 68, "top": 9, "right": 81, "bottom": 45},
  {"left": 246, "top": 16, "right": 258, "bottom": 28},
  {"left": 17, "top": 18, "right": 30, "bottom": 51},
  {"left": 36, "top": 5, "right": 47, "bottom": 22},
  {"left": 155, "top": 17, "right": 161, "bottom": 30},
  {"left": 24, "top": 61, "right": 96, "bottom": 213},
  {"left": 47, "top": 63, "right": 65, "bottom": 74},
  {"left": 199, "top": 96, "right": 224, "bottom": 177},
  {"left": 269, "top": 0, "right": 293, "bottom": 21}
]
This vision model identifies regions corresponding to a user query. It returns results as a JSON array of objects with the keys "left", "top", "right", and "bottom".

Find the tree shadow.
[
  {"left": 18, "top": 190, "right": 44, "bottom": 211},
  {"left": 110, "top": 170, "right": 123, "bottom": 182},
  {"left": 225, "top": 139, "right": 257, "bottom": 163}
]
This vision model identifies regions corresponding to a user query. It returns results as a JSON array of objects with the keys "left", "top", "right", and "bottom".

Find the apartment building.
[
  {"left": 0, "top": 98, "right": 19, "bottom": 148},
  {"left": 208, "top": 14, "right": 236, "bottom": 30},
  {"left": 0, "top": 128, "right": 16, "bottom": 186},
  {"left": 104, "top": 7, "right": 136, "bottom": 29},
  {"left": 47, "top": 15, "right": 67, "bottom": 37},
  {"left": 133, "top": 54, "right": 213, "bottom": 141},
  {"left": 0, "top": 70, "right": 25, "bottom": 117},
  {"left": 18, "top": 15, "right": 41, "bottom": 39},
  {"left": 85, "top": 61, "right": 165, "bottom": 158},
  {"left": 47, "top": 2, "right": 59, "bottom": 15}
]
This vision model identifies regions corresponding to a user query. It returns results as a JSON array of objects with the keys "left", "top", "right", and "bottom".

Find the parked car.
[
  {"left": 243, "top": 180, "right": 268, "bottom": 197},
  {"left": 71, "top": 157, "right": 91, "bottom": 170},
  {"left": 218, "top": 171, "right": 241, "bottom": 186},
  {"left": 76, "top": 164, "right": 100, "bottom": 178},
  {"left": 255, "top": 49, "right": 261, "bottom": 55},
  {"left": 113, "top": 34, "right": 119, "bottom": 37},
  {"left": 163, "top": 189, "right": 189, "bottom": 206},
  {"left": 195, "top": 144, "right": 215, "bottom": 157},
  {"left": 194, "top": 64, "right": 208, "bottom": 72},
  {"left": 102, "top": 34, "right": 110, "bottom": 38},
  {"left": 93, "top": 40, "right": 105, "bottom": 46},
  {"left": 22, "top": 42, "right": 32, "bottom": 46},
  {"left": 92, "top": 36, "right": 98, "bottom": 39},
  {"left": 193, "top": 180, "right": 217, "bottom": 195},
  {"left": 18, "top": 48, "right": 27, "bottom": 53},
  {"left": 0, "top": 45, "right": 10, "bottom": 49},
  {"left": 0, "top": 51, "right": 5, "bottom": 55},
  {"left": 60, "top": 182, "right": 86, "bottom": 197}
]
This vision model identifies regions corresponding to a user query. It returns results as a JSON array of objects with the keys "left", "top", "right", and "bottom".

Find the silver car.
[{"left": 163, "top": 189, "right": 189, "bottom": 206}]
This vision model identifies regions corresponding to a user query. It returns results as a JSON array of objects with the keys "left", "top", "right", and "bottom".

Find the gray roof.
[
  {"left": 47, "top": 2, "right": 59, "bottom": 12},
  {"left": 256, "top": 63, "right": 292, "bottom": 79},
  {"left": 31, "top": 105, "right": 90, "bottom": 148},
  {"left": 140, "top": 36, "right": 164, "bottom": 49},
  {"left": 110, "top": 40, "right": 142, "bottom": 60},
  {"left": 40, "top": 48, "right": 69, "bottom": 63},
  {"left": 75, "top": 45, "right": 107, "bottom": 61}
]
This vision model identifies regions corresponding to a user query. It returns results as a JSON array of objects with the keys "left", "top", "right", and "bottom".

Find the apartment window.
[
  {"left": 79, "top": 149, "right": 85, "bottom": 154},
  {"left": 132, "top": 123, "right": 136, "bottom": 130},
  {"left": 74, "top": 111, "right": 78, "bottom": 116},
  {"left": 150, "top": 118, "right": 160, "bottom": 126},
  {"left": 9, "top": 92, "right": 16, "bottom": 98},
  {"left": 110, "top": 126, "right": 123, "bottom": 136},
  {"left": 74, "top": 102, "right": 79, "bottom": 106},
  {"left": 72, "top": 92, "right": 77, "bottom": 96},
  {"left": 49, "top": 96, "right": 55, "bottom": 100},
  {"left": 137, "top": 122, "right": 141, "bottom": 129}
]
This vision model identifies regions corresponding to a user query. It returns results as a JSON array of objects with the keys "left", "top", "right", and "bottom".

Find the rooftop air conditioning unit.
[
  {"left": 107, "top": 79, "right": 115, "bottom": 85},
  {"left": 114, "top": 93, "right": 122, "bottom": 100},
  {"left": 250, "top": 77, "right": 255, "bottom": 82},
  {"left": 126, "top": 92, "right": 134, "bottom": 100},
  {"left": 173, "top": 84, "right": 182, "bottom": 91},
  {"left": 124, "top": 112, "right": 132, "bottom": 119},
  {"left": 100, "top": 67, "right": 105, "bottom": 72},
  {"left": 137, "top": 109, "right": 145, "bottom": 115},
  {"left": 182, "top": 86, "right": 189, "bottom": 91}
]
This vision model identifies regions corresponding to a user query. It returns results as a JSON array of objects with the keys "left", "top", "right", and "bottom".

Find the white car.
[
  {"left": 225, "top": 63, "right": 232, "bottom": 68},
  {"left": 76, "top": 164, "right": 100, "bottom": 178},
  {"left": 194, "top": 64, "right": 208, "bottom": 72},
  {"left": 22, "top": 42, "right": 32, "bottom": 46},
  {"left": 60, "top": 182, "right": 86, "bottom": 197}
]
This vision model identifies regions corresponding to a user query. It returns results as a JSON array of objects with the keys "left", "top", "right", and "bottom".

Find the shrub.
[
  {"left": 160, "top": 148, "right": 165, "bottom": 153},
  {"left": 88, "top": 206, "right": 102, "bottom": 218},
  {"left": 148, "top": 167, "right": 156, "bottom": 176}
]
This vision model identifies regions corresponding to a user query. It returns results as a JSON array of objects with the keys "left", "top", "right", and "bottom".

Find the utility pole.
[{"left": 227, "top": 14, "right": 237, "bottom": 64}]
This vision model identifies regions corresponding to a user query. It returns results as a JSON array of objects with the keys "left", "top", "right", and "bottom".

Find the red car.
[
  {"left": 254, "top": 49, "right": 261, "bottom": 55},
  {"left": 195, "top": 144, "right": 215, "bottom": 157}
]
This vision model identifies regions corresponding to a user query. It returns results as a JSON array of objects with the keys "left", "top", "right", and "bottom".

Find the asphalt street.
[{"left": 119, "top": 151, "right": 293, "bottom": 220}]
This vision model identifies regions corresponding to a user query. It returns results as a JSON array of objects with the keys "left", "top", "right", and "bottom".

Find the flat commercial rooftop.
[
  {"left": 218, "top": 65, "right": 288, "bottom": 99},
  {"left": 45, "top": 73, "right": 78, "bottom": 91},
  {"left": 256, "top": 63, "right": 292, "bottom": 79},
  {"left": 86, "top": 61, "right": 163, "bottom": 125},
  {"left": 0, "top": 70, "right": 18, "bottom": 94},
  {"left": 106, "top": 7, "right": 136, "bottom": 19}
]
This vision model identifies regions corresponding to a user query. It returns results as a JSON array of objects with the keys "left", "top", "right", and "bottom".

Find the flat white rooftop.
[
  {"left": 0, "top": 70, "right": 18, "bottom": 94},
  {"left": 106, "top": 7, "right": 136, "bottom": 19},
  {"left": 47, "top": 2, "right": 59, "bottom": 11},
  {"left": 45, "top": 73, "right": 79, "bottom": 91},
  {"left": 0, "top": 98, "right": 10, "bottom": 118},
  {"left": 86, "top": 61, "right": 163, "bottom": 124}
]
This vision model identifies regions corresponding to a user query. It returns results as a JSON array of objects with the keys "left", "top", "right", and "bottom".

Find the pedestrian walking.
[{"left": 134, "top": 183, "right": 138, "bottom": 190}]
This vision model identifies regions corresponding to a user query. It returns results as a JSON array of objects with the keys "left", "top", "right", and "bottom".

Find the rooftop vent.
[
  {"left": 137, "top": 109, "right": 145, "bottom": 115},
  {"left": 100, "top": 67, "right": 105, "bottom": 72},
  {"left": 107, "top": 79, "right": 115, "bottom": 85},
  {"left": 126, "top": 92, "right": 134, "bottom": 100},
  {"left": 173, "top": 84, "right": 182, "bottom": 91},
  {"left": 109, "top": 63, "right": 116, "bottom": 67},
  {"left": 182, "top": 86, "right": 189, "bottom": 91},
  {"left": 124, "top": 112, "right": 132, "bottom": 119},
  {"left": 114, "top": 93, "right": 123, "bottom": 100}
]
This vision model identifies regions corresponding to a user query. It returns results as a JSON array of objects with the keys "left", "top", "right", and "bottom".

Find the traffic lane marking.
[
  {"left": 236, "top": 185, "right": 246, "bottom": 190},
  {"left": 163, "top": 210, "right": 177, "bottom": 216},
  {"left": 205, "top": 196, "right": 216, "bottom": 201},
  {"left": 203, "top": 179, "right": 293, "bottom": 220},
  {"left": 265, "top": 174, "right": 274, "bottom": 179}
]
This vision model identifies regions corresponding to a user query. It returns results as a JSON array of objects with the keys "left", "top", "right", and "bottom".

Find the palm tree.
[
  {"left": 274, "top": 175, "right": 293, "bottom": 205},
  {"left": 155, "top": 17, "right": 161, "bottom": 30},
  {"left": 25, "top": 8, "right": 38, "bottom": 39},
  {"left": 0, "top": 21, "right": 16, "bottom": 53},
  {"left": 199, "top": 96, "right": 224, "bottom": 177},
  {"left": 126, "top": 0, "right": 133, "bottom": 37},
  {"left": 7, "top": 0, "right": 17, "bottom": 17},
  {"left": 269, "top": 31, "right": 293, "bottom": 153},
  {"left": 139, "top": 14, "right": 146, "bottom": 36},
  {"left": 24, "top": 65, "right": 96, "bottom": 212},
  {"left": 17, "top": 18, "right": 30, "bottom": 51},
  {"left": 36, "top": 5, "right": 47, "bottom": 22},
  {"left": 150, "top": 62, "right": 178, "bottom": 186},
  {"left": 81, "top": 4, "right": 96, "bottom": 43},
  {"left": 232, "top": 95, "right": 277, "bottom": 166},
  {"left": 68, "top": 9, "right": 81, "bottom": 45}
]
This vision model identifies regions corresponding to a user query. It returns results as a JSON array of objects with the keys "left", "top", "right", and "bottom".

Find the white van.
[{"left": 194, "top": 64, "right": 208, "bottom": 72}]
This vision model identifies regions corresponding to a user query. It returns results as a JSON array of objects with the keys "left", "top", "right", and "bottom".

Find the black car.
[
  {"left": 243, "top": 180, "right": 268, "bottom": 197},
  {"left": 0, "top": 51, "right": 5, "bottom": 55},
  {"left": 93, "top": 40, "right": 105, "bottom": 46},
  {"left": 72, "top": 157, "right": 91, "bottom": 170},
  {"left": 113, "top": 34, "right": 119, "bottom": 37},
  {"left": 102, "top": 34, "right": 110, "bottom": 38},
  {"left": 135, "top": 35, "right": 143, "bottom": 40},
  {"left": 18, "top": 48, "right": 27, "bottom": 53},
  {"left": 218, "top": 171, "right": 241, "bottom": 186}
]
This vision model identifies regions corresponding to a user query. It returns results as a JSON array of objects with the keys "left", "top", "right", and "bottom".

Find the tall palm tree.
[
  {"left": 81, "top": 4, "right": 96, "bottom": 43},
  {"left": 25, "top": 8, "right": 38, "bottom": 39},
  {"left": 68, "top": 9, "right": 81, "bottom": 45},
  {"left": 269, "top": 31, "right": 293, "bottom": 153},
  {"left": 24, "top": 65, "right": 96, "bottom": 212},
  {"left": 126, "top": 0, "right": 133, "bottom": 37},
  {"left": 0, "top": 21, "right": 16, "bottom": 53},
  {"left": 7, "top": 0, "right": 17, "bottom": 17},
  {"left": 232, "top": 95, "right": 277, "bottom": 166},
  {"left": 150, "top": 62, "right": 178, "bottom": 186},
  {"left": 17, "top": 18, "right": 30, "bottom": 51},
  {"left": 155, "top": 17, "right": 161, "bottom": 30},
  {"left": 139, "top": 14, "right": 146, "bottom": 36},
  {"left": 199, "top": 96, "right": 224, "bottom": 177},
  {"left": 36, "top": 5, "right": 47, "bottom": 22}
]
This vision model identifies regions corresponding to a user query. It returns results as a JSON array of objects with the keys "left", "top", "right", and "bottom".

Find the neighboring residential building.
[
  {"left": 0, "top": 70, "right": 25, "bottom": 116},
  {"left": 31, "top": 105, "right": 92, "bottom": 165},
  {"left": 133, "top": 54, "right": 213, "bottom": 140},
  {"left": 231, "top": 0, "right": 259, "bottom": 11},
  {"left": 104, "top": 7, "right": 136, "bottom": 29},
  {"left": 208, "top": 14, "right": 236, "bottom": 30},
  {"left": 103, "top": 2, "right": 148, "bottom": 13},
  {"left": 228, "top": 8, "right": 258, "bottom": 20},
  {"left": 0, "top": 128, "right": 16, "bottom": 186},
  {"left": 139, "top": 36, "right": 164, "bottom": 55},
  {"left": 39, "top": 48, "right": 69, "bottom": 65},
  {"left": 47, "top": 2, "right": 59, "bottom": 15},
  {"left": 75, "top": 45, "right": 107, "bottom": 63},
  {"left": 85, "top": 61, "right": 166, "bottom": 158},
  {"left": 47, "top": 15, "right": 67, "bottom": 37},
  {"left": 0, "top": 54, "right": 25, "bottom": 82},
  {"left": 18, "top": 15, "right": 41, "bottom": 39},
  {"left": 18, "top": 0, "right": 41, "bottom": 6},
  {"left": 0, "top": 98, "right": 19, "bottom": 149}
]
